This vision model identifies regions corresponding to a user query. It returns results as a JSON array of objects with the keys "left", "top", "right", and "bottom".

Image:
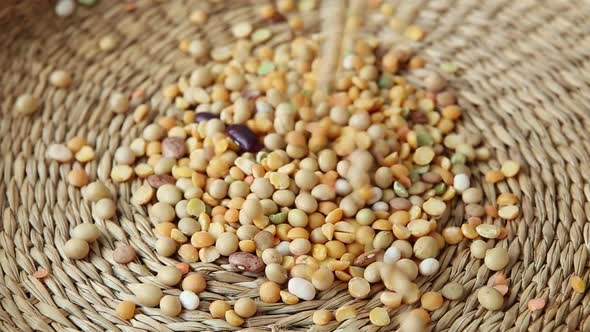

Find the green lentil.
[{"left": 393, "top": 182, "right": 409, "bottom": 198}]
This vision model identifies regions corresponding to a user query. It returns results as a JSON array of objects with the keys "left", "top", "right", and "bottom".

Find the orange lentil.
[
  {"left": 179, "top": 39, "right": 190, "bottom": 53},
  {"left": 467, "top": 217, "right": 482, "bottom": 226},
  {"left": 396, "top": 127, "right": 410, "bottom": 141},
  {"left": 410, "top": 308, "right": 431, "bottom": 323},
  {"left": 487, "top": 272, "right": 509, "bottom": 286},
  {"left": 441, "top": 105, "right": 462, "bottom": 120},
  {"left": 155, "top": 222, "right": 176, "bottom": 237},
  {"left": 131, "top": 88, "right": 145, "bottom": 99},
  {"left": 485, "top": 204, "right": 499, "bottom": 217},
  {"left": 322, "top": 171, "right": 338, "bottom": 186},
  {"left": 497, "top": 227, "right": 508, "bottom": 240},
  {"left": 67, "top": 169, "right": 89, "bottom": 187},
  {"left": 398, "top": 175, "right": 412, "bottom": 189},
  {"left": 438, "top": 118, "right": 455, "bottom": 134},
  {"left": 528, "top": 298, "right": 546, "bottom": 312},
  {"left": 32, "top": 269, "right": 49, "bottom": 279},
  {"left": 176, "top": 262, "right": 190, "bottom": 275},
  {"left": 330, "top": 93, "right": 351, "bottom": 106},
  {"left": 493, "top": 284, "right": 509, "bottom": 296},
  {"left": 124, "top": 3, "right": 137, "bottom": 12}
]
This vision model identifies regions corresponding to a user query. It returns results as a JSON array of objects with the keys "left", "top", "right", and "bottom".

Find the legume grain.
[{"left": 60, "top": 10, "right": 527, "bottom": 326}]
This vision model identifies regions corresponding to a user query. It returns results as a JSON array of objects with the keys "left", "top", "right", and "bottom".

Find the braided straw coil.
[{"left": 1, "top": 0, "right": 590, "bottom": 331}]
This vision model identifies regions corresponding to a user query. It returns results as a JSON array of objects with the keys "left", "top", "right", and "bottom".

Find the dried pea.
[
  {"left": 369, "top": 307, "right": 390, "bottom": 326},
  {"left": 313, "top": 309, "right": 333, "bottom": 325},
  {"left": 334, "top": 305, "right": 357, "bottom": 322}
]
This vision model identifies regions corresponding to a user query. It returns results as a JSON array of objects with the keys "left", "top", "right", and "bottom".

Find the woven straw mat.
[{"left": 1, "top": 0, "right": 590, "bottom": 331}]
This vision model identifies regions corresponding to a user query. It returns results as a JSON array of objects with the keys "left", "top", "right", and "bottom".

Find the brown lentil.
[{"left": 113, "top": 245, "right": 136, "bottom": 264}]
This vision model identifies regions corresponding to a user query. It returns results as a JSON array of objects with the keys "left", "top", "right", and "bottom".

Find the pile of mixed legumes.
[{"left": 36, "top": 2, "right": 565, "bottom": 330}]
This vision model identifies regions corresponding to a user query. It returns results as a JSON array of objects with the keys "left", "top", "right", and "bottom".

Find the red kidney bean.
[
  {"left": 147, "top": 174, "right": 176, "bottom": 188},
  {"left": 195, "top": 112, "right": 219, "bottom": 123},
  {"left": 353, "top": 249, "right": 381, "bottom": 267},
  {"left": 226, "top": 124, "right": 262, "bottom": 152},
  {"left": 410, "top": 111, "right": 428, "bottom": 124},
  {"left": 228, "top": 252, "right": 264, "bottom": 273}
]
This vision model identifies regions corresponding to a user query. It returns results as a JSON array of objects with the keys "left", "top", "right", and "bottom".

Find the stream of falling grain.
[{"left": 317, "top": 0, "right": 367, "bottom": 93}]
